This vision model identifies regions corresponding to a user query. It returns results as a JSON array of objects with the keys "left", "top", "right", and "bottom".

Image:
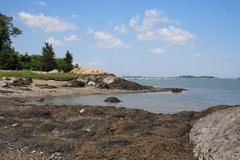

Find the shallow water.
[{"left": 44, "top": 78, "right": 240, "bottom": 114}]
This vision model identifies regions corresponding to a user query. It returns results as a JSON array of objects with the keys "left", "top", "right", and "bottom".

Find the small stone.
[{"left": 80, "top": 109, "right": 85, "bottom": 114}]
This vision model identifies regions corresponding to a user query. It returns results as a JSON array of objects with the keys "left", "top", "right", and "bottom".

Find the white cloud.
[
  {"left": 89, "top": 30, "right": 130, "bottom": 49},
  {"left": 129, "top": 15, "right": 140, "bottom": 30},
  {"left": 114, "top": 24, "right": 128, "bottom": 34},
  {"left": 64, "top": 34, "right": 80, "bottom": 42},
  {"left": 130, "top": 9, "right": 176, "bottom": 32},
  {"left": 137, "top": 30, "right": 159, "bottom": 41},
  {"left": 148, "top": 48, "right": 165, "bottom": 54},
  {"left": 128, "top": 9, "right": 195, "bottom": 46},
  {"left": 47, "top": 37, "right": 64, "bottom": 46},
  {"left": 157, "top": 26, "right": 195, "bottom": 46},
  {"left": 18, "top": 12, "right": 76, "bottom": 32},
  {"left": 36, "top": 1, "right": 46, "bottom": 7}
]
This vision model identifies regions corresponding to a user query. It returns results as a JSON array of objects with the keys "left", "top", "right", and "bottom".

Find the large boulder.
[
  {"left": 65, "top": 79, "right": 85, "bottom": 87},
  {"left": 107, "top": 77, "right": 153, "bottom": 90},
  {"left": 104, "top": 97, "right": 121, "bottom": 103},
  {"left": 86, "top": 75, "right": 97, "bottom": 83},
  {"left": 102, "top": 75, "right": 116, "bottom": 85},
  {"left": 48, "top": 69, "right": 59, "bottom": 74}
]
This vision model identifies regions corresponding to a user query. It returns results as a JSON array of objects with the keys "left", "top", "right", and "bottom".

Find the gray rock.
[
  {"left": 87, "top": 81, "right": 96, "bottom": 86},
  {"left": 104, "top": 97, "right": 121, "bottom": 103},
  {"left": 190, "top": 107, "right": 240, "bottom": 160},
  {"left": 87, "top": 75, "right": 97, "bottom": 82},
  {"left": 66, "top": 79, "right": 85, "bottom": 87}
]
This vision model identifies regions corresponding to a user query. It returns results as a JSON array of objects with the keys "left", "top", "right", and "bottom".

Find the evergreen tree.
[
  {"left": 41, "top": 42, "right": 56, "bottom": 72},
  {"left": 63, "top": 50, "right": 73, "bottom": 72}
]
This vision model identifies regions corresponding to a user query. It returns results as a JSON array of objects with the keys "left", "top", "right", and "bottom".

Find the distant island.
[
  {"left": 122, "top": 75, "right": 216, "bottom": 79},
  {"left": 178, "top": 75, "right": 216, "bottom": 79}
]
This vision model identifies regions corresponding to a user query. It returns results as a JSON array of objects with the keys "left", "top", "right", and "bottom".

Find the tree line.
[{"left": 0, "top": 13, "right": 74, "bottom": 72}]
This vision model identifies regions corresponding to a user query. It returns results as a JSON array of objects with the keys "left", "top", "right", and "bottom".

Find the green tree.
[
  {"left": 56, "top": 58, "right": 65, "bottom": 72},
  {"left": 0, "top": 13, "right": 22, "bottom": 70},
  {"left": 41, "top": 42, "right": 56, "bottom": 72},
  {"left": 0, "top": 13, "right": 21, "bottom": 50},
  {"left": 29, "top": 54, "right": 43, "bottom": 71},
  {"left": 0, "top": 47, "right": 21, "bottom": 70},
  {"left": 19, "top": 53, "right": 31, "bottom": 69},
  {"left": 63, "top": 50, "right": 73, "bottom": 72}
]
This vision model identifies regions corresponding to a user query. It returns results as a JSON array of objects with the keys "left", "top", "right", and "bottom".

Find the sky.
[{"left": 1, "top": 0, "right": 240, "bottom": 78}]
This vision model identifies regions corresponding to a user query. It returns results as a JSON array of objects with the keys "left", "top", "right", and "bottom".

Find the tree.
[
  {"left": 0, "top": 13, "right": 21, "bottom": 51},
  {"left": 19, "top": 53, "right": 31, "bottom": 69},
  {"left": 56, "top": 58, "right": 65, "bottom": 72},
  {"left": 41, "top": 42, "right": 56, "bottom": 72},
  {"left": 0, "top": 47, "right": 21, "bottom": 70},
  {"left": 29, "top": 54, "right": 43, "bottom": 71},
  {"left": 63, "top": 50, "right": 73, "bottom": 72},
  {"left": 0, "top": 13, "right": 22, "bottom": 70}
]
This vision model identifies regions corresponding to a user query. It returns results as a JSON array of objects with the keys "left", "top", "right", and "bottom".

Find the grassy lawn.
[{"left": 0, "top": 70, "right": 82, "bottom": 81}]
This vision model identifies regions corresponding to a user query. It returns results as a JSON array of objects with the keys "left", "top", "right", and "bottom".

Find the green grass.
[{"left": 0, "top": 70, "right": 82, "bottom": 81}]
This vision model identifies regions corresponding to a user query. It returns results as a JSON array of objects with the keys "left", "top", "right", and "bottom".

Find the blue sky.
[{"left": 1, "top": 0, "right": 240, "bottom": 78}]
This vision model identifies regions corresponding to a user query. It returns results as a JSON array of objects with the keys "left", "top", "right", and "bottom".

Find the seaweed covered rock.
[{"left": 104, "top": 97, "right": 121, "bottom": 103}]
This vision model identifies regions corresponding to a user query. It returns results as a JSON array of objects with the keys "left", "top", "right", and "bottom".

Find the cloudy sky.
[{"left": 1, "top": 0, "right": 240, "bottom": 78}]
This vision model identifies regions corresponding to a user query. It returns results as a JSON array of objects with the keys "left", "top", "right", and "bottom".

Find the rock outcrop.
[{"left": 190, "top": 106, "right": 240, "bottom": 160}]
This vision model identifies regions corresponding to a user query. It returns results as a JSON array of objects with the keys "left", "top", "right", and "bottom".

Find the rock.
[
  {"left": 87, "top": 81, "right": 96, "bottom": 86},
  {"left": 171, "top": 88, "right": 184, "bottom": 93},
  {"left": 104, "top": 97, "right": 121, "bottom": 103},
  {"left": 35, "top": 84, "right": 58, "bottom": 89},
  {"left": 24, "top": 77, "right": 33, "bottom": 84},
  {"left": 190, "top": 107, "right": 240, "bottom": 160},
  {"left": 87, "top": 75, "right": 97, "bottom": 82},
  {"left": 66, "top": 79, "right": 85, "bottom": 87},
  {"left": 11, "top": 77, "right": 32, "bottom": 86},
  {"left": 80, "top": 109, "right": 85, "bottom": 114},
  {"left": 96, "top": 82, "right": 109, "bottom": 89},
  {"left": 102, "top": 75, "right": 116, "bottom": 84},
  {"left": 0, "top": 90, "right": 14, "bottom": 94},
  {"left": 2, "top": 82, "right": 10, "bottom": 88},
  {"left": 48, "top": 69, "right": 59, "bottom": 74},
  {"left": 107, "top": 77, "right": 153, "bottom": 90}
]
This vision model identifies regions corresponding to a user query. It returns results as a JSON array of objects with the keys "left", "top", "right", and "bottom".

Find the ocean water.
[{"left": 45, "top": 78, "right": 240, "bottom": 114}]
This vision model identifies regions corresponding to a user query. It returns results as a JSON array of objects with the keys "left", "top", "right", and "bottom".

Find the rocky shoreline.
[
  {"left": 0, "top": 97, "right": 236, "bottom": 160},
  {"left": 0, "top": 75, "right": 239, "bottom": 160},
  {"left": 0, "top": 74, "right": 185, "bottom": 98}
]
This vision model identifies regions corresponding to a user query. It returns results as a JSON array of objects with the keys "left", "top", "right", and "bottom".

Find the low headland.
[{"left": 0, "top": 69, "right": 239, "bottom": 160}]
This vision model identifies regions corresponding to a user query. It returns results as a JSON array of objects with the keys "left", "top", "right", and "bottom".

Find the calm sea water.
[{"left": 45, "top": 78, "right": 240, "bottom": 114}]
